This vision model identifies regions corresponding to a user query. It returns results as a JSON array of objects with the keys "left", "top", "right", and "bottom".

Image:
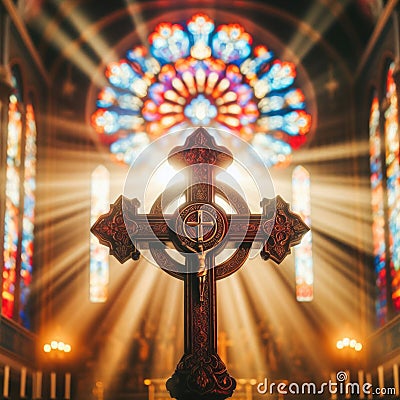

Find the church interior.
[{"left": 0, "top": 0, "right": 399, "bottom": 399}]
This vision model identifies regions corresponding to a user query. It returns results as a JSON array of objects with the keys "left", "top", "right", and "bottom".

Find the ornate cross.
[{"left": 91, "top": 127, "right": 309, "bottom": 400}]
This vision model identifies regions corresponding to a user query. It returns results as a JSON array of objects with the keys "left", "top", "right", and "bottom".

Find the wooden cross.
[{"left": 91, "top": 127, "right": 309, "bottom": 400}]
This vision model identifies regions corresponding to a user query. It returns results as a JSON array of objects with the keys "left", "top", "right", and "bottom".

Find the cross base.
[{"left": 166, "top": 351, "right": 236, "bottom": 400}]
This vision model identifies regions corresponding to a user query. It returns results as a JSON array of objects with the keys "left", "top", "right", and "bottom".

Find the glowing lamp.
[
  {"left": 355, "top": 343, "right": 363, "bottom": 352},
  {"left": 64, "top": 344, "right": 72, "bottom": 353}
]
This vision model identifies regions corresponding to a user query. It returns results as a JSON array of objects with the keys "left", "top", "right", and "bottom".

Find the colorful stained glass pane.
[
  {"left": 92, "top": 13, "right": 312, "bottom": 168},
  {"left": 369, "top": 94, "right": 387, "bottom": 326},
  {"left": 110, "top": 132, "right": 149, "bottom": 165},
  {"left": 212, "top": 23, "right": 252, "bottom": 63},
  {"left": 252, "top": 134, "right": 292, "bottom": 167},
  {"left": 292, "top": 166, "right": 313, "bottom": 302},
  {"left": 384, "top": 62, "right": 400, "bottom": 312},
  {"left": 3, "top": 94, "right": 22, "bottom": 319},
  {"left": 149, "top": 23, "right": 190, "bottom": 64},
  {"left": 187, "top": 14, "right": 214, "bottom": 60},
  {"left": 20, "top": 103, "right": 37, "bottom": 329},
  {"left": 90, "top": 166, "right": 110, "bottom": 303}
]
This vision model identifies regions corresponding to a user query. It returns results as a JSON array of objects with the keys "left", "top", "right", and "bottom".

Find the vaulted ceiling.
[{"left": 24, "top": 0, "right": 380, "bottom": 79}]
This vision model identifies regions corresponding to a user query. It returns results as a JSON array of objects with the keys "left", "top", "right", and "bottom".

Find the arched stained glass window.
[
  {"left": 2, "top": 69, "right": 38, "bottom": 329},
  {"left": 369, "top": 94, "right": 387, "bottom": 326},
  {"left": 20, "top": 102, "right": 37, "bottom": 328},
  {"left": 91, "top": 13, "right": 312, "bottom": 168},
  {"left": 292, "top": 166, "right": 313, "bottom": 302},
  {"left": 3, "top": 70, "right": 23, "bottom": 319},
  {"left": 384, "top": 62, "right": 400, "bottom": 312},
  {"left": 90, "top": 165, "right": 110, "bottom": 303}
]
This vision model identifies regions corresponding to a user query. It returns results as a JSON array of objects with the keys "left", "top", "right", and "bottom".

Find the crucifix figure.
[
  {"left": 185, "top": 208, "right": 215, "bottom": 301},
  {"left": 91, "top": 127, "right": 309, "bottom": 400}
]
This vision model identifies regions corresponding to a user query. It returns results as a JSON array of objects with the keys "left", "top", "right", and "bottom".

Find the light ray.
[
  {"left": 43, "top": 0, "right": 118, "bottom": 64},
  {"left": 292, "top": 141, "right": 370, "bottom": 164},
  {"left": 287, "top": 0, "right": 351, "bottom": 62},
  {"left": 29, "top": 9, "right": 107, "bottom": 86},
  {"left": 123, "top": 0, "right": 149, "bottom": 48}
]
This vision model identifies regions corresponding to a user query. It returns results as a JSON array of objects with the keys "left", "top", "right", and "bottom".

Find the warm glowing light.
[
  {"left": 45, "top": 341, "right": 71, "bottom": 354},
  {"left": 57, "top": 341, "right": 65, "bottom": 351},
  {"left": 144, "top": 379, "right": 151, "bottom": 386},
  {"left": 336, "top": 337, "right": 363, "bottom": 353},
  {"left": 64, "top": 344, "right": 72, "bottom": 353}
]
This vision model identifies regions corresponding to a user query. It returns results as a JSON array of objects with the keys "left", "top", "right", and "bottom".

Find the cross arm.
[
  {"left": 259, "top": 195, "right": 309, "bottom": 264},
  {"left": 91, "top": 194, "right": 309, "bottom": 266},
  {"left": 90, "top": 195, "right": 141, "bottom": 263},
  {"left": 226, "top": 195, "right": 309, "bottom": 264},
  {"left": 91, "top": 195, "right": 173, "bottom": 263}
]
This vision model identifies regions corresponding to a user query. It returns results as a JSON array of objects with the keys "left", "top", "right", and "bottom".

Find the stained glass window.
[
  {"left": 384, "top": 62, "right": 400, "bottom": 313},
  {"left": 2, "top": 70, "right": 38, "bottom": 329},
  {"left": 92, "top": 13, "right": 312, "bottom": 168},
  {"left": 90, "top": 165, "right": 110, "bottom": 303},
  {"left": 292, "top": 166, "right": 313, "bottom": 302},
  {"left": 369, "top": 94, "right": 387, "bottom": 326},
  {"left": 3, "top": 74, "right": 23, "bottom": 319},
  {"left": 19, "top": 103, "right": 37, "bottom": 328}
]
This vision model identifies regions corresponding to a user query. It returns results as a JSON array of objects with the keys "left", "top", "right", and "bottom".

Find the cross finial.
[{"left": 168, "top": 127, "right": 233, "bottom": 169}]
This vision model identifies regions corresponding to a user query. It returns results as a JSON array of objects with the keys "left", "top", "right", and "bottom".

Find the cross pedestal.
[{"left": 91, "top": 127, "right": 309, "bottom": 400}]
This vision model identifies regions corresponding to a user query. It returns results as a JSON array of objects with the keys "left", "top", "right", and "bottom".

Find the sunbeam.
[
  {"left": 29, "top": 6, "right": 108, "bottom": 86},
  {"left": 287, "top": 0, "right": 352, "bottom": 68}
]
